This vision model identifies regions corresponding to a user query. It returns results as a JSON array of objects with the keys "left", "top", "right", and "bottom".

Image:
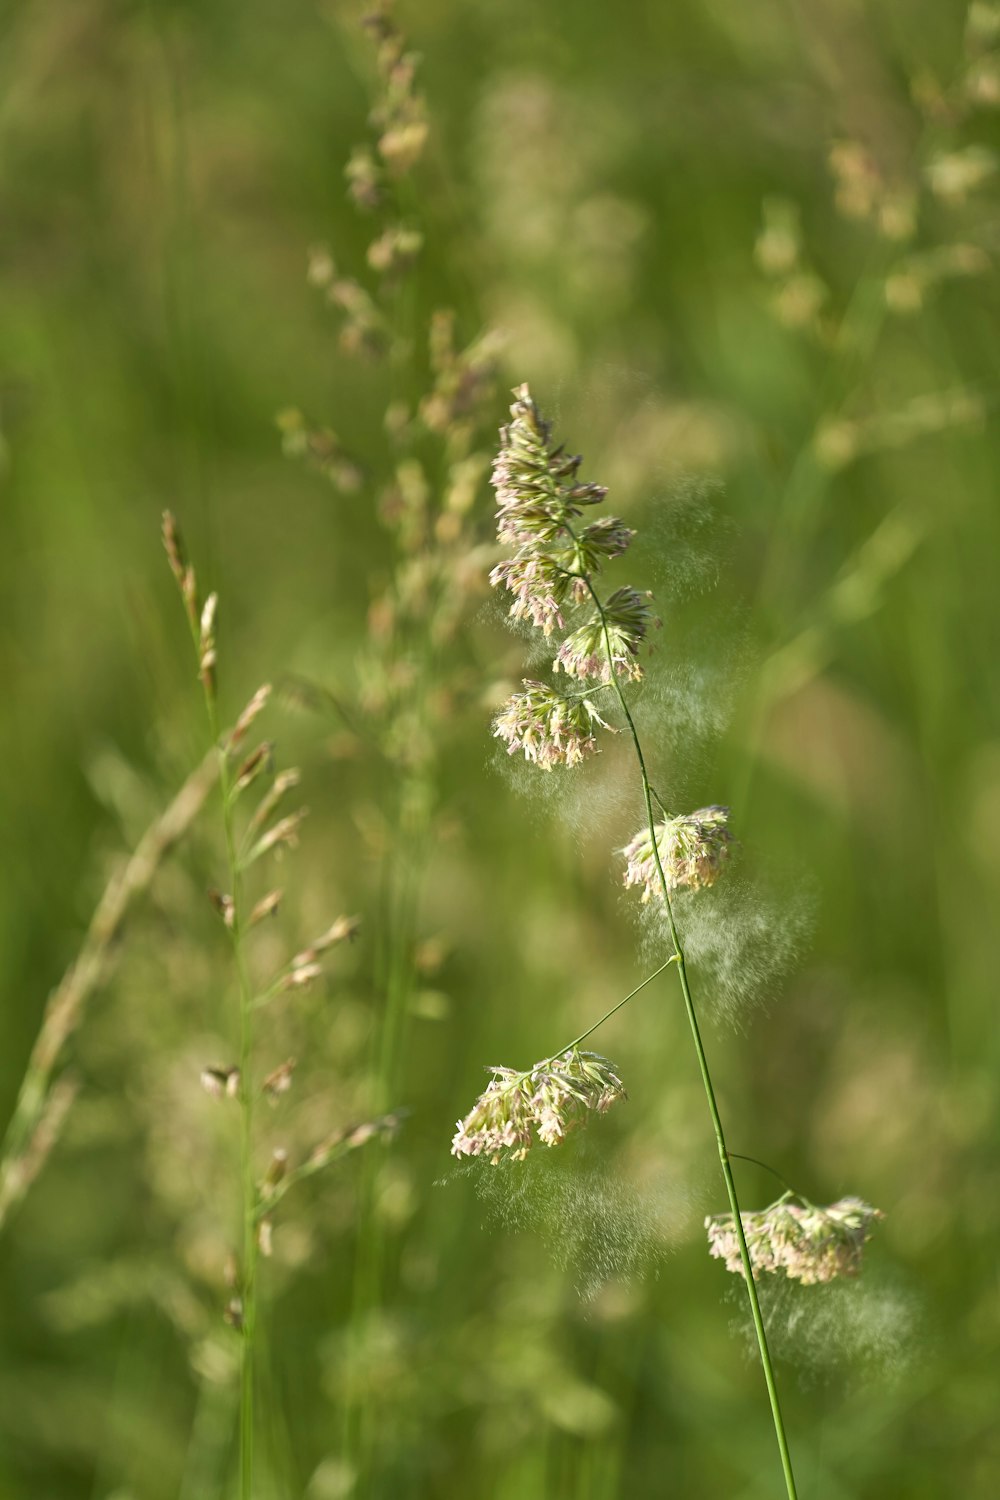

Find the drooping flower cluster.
[
  {"left": 489, "top": 385, "right": 652, "bottom": 765},
  {"left": 621, "top": 806, "right": 733, "bottom": 900},
  {"left": 555, "top": 586, "right": 652, "bottom": 683},
  {"left": 493, "top": 681, "right": 611, "bottom": 768},
  {"left": 451, "top": 1049, "right": 626, "bottom": 1165},
  {"left": 705, "top": 1196, "right": 884, "bottom": 1285}
]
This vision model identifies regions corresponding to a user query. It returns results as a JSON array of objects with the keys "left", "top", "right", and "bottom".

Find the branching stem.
[
  {"left": 0, "top": 749, "right": 217, "bottom": 1233},
  {"left": 477, "top": 958, "right": 679, "bottom": 1106},
  {"left": 572, "top": 559, "right": 799, "bottom": 1500},
  {"left": 729, "top": 1152, "right": 803, "bottom": 1201},
  {"left": 550, "top": 958, "right": 677, "bottom": 1058}
]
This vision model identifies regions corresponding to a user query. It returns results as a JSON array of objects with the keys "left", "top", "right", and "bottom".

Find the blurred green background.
[{"left": 2, "top": 0, "right": 999, "bottom": 1496}]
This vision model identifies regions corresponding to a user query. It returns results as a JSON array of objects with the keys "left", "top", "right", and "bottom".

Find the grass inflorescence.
[{"left": 452, "top": 384, "right": 888, "bottom": 1500}]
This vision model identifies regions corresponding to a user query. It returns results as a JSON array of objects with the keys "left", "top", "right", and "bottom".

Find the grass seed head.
[
  {"left": 622, "top": 807, "right": 733, "bottom": 900},
  {"left": 451, "top": 1049, "right": 626, "bottom": 1165},
  {"left": 706, "top": 1197, "right": 884, "bottom": 1284}
]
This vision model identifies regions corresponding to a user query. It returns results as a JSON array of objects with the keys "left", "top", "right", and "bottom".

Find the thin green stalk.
[
  {"left": 178, "top": 1366, "right": 240, "bottom": 1500},
  {"left": 186, "top": 648, "right": 256, "bottom": 1492},
  {"left": 342, "top": 134, "right": 430, "bottom": 1493},
  {"left": 475, "top": 959, "right": 679, "bottom": 1110},
  {"left": 164, "top": 514, "right": 263, "bottom": 1497},
  {"left": 584, "top": 576, "right": 799, "bottom": 1500},
  {"left": 342, "top": 746, "right": 431, "bottom": 1467},
  {"left": 552, "top": 958, "right": 677, "bottom": 1057},
  {"left": 729, "top": 1152, "right": 799, "bottom": 1199},
  {"left": 204, "top": 694, "right": 259, "bottom": 1500}
]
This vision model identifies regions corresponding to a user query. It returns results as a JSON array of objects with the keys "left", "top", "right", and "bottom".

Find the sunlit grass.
[{"left": 1, "top": 1, "right": 998, "bottom": 1497}]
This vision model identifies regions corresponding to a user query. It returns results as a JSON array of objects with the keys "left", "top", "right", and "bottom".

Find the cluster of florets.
[
  {"left": 490, "top": 385, "right": 609, "bottom": 547},
  {"left": 490, "top": 553, "right": 577, "bottom": 634},
  {"left": 705, "top": 1196, "right": 884, "bottom": 1285},
  {"left": 489, "top": 385, "right": 652, "bottom": 763},
  {"left": 555, "top": 586, "right": 652, "bottom": 683},
  {"left": 360, "top": 1, "right": 429, "bottom": 184},
  {"left": 451, "top": 1049, "right": 627, "bottom": 1165},
  {"left": 622, "top": 806, "right": 733, "bottom": 900},
  {"left": 493, "top": 681, "right": 611, "bottom": 769}
]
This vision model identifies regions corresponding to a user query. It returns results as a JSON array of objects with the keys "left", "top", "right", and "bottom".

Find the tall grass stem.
[
  {"left": 203, "top": 692, "right": 259, "bottom": 1500},
  {"left": 585, "top": 570, "right": 800, "bottom": 1500}
]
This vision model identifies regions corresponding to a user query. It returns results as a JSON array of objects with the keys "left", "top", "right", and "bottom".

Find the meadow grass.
[{"left": 0, "top": 2, "right": 998, "bottom": 1497}]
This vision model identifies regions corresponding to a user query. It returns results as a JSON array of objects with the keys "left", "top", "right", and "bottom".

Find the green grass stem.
[{"left": 586, "top": 571, "right": 800, "bottom": 1500}]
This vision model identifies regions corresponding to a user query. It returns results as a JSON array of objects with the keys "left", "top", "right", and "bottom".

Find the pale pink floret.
[
  {"left": 489, "top": 556, "right": 566, "bottom": 635},
  {"left": 705, "top": 1196, "right": 884, "bottom": 1284},
  {"left": 493, "top": 682, "right": 610, "bottom": 770},
  {"left": 451, "top": 1050, "right": 626, "bottom": 1165},
  {"left": 622, "top": 807, "right": 733, "bottom": 900}
]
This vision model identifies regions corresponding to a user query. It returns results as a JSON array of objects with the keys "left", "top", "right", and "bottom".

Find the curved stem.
[
  {"left": 550, "top": 958, "right": 677, "bottom": 1058},
  {"left": 648, "top": 784, "right": 670, "bottom": 818},
  {"left": 729, "top": 1152, "right": 801, "bottom": 1200},
  {"left": 578, "top": 570, "right": 799, "bottom": 1500},
  {"left": 482, "top": 959, "right": 679, "bottom": 1107}
]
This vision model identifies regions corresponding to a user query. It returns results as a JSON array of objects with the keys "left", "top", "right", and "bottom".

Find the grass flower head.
[
  {"left": 451, "top": 1049, "right": 626, "bottom": 1165},
  {"left": 705, "top": 1196, "right": 884, "bottom": 1284},
  {"left": 554, "top": 586, "right": 652, "bottom": 683},
  {"left": 622, "top": 806, "right": 733, "bottom": 899},
  {"left": 489, "top": 384, "right": 653, "bottom": 758},
  {"left": 493, "top": 680, "right": 611, "bottom": 769}
]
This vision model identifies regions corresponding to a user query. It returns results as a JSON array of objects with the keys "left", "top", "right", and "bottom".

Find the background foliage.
[{"left": 1, "top": 1, "right": 998, "bottom": 1496}]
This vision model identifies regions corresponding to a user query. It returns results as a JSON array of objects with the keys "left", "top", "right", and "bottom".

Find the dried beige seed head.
[
  {"left": 207, "top": 889, "right": 235, "bottom": 928},
  {"left": 229, "top": 684, "right": 273, "bottom": 749},
  {"left": 201, "top": 1066, "right": 241, "bottom": 1100},
  {"left": 262, "top": 1059, "right": 296, "bottom": 1100},
  {"left": 249, "top": 890, "right": 282, "bottom": 926}
]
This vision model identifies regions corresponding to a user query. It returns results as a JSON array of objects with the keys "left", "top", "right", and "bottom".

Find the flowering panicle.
[
  {"left": 489, "top": 385, "right": 653, "bottom": 760},
  {"left": 493, "top": 681, "right": 611, "bottom": 769},
  {"left": 555, "top": 586, "right": 653, "bottom": 683},
  {"left": 420, "top": 310, "right": 506, "bottom": 450},
  {"left": 362, "top": 2, "right": 429, "bottom": 179},
  {"left": 489, "top": 553, "right": 573, "bottom": 634},
  {"left": 276, "top": 406, "right": 364, "bottom": 494},
  {"left": 705, "top": 1196, "right": 884, "bottom": 1285},
  {"left": 284, "top": 9, "right": 504, "bottom": 786},
  {"left": 287, "top": 0, "right": 433, "bottom": 379},
  {"left": 451, "top": 1049, "right": 626, "bottom": 1165},
  {"left": 161, "top": 510, "right": 390, "bottom": 1305},
  {"left": 622, "top": 806, "right": 733, "bottom": 899},
  {"left": 491, "top": 385, "right": 609, "bottom": 548},
  {"left": 473, "top": 382, "right": 884, "bottom": 1494}
]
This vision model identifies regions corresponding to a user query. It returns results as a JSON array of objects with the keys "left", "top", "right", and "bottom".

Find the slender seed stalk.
[
  {"left": 168, "top": 516, "right": 391, "bottom": 1494},
  {"left": 165, "top": 517, "right": 261, "bottom": 1500},
  {"left": 203, "top": 692, "right": 259, "bottom": 1500},
  {"left": 583, "top": 572, "right": 799, "bottom": 1500},
  {"left": 461, "top": 959, "right": 678, "bottom": 1117},
  {"left": 552, "top": 958, "right": 677, "bottom": 1057},
  {"left": 729, "top": 1152, "right": 799, "bottom": 1198}
]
